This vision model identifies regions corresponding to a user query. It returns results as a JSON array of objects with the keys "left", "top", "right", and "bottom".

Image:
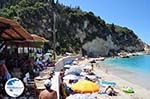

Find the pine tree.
[
  {"left": 52, "top": 0, "right": 54, "bottom": 4},
  {"left": 56, "top": 0, "right": 59, "bottom": 4},
  {"left": 111, "top": 23, "right": 115, "bottom": 33}
]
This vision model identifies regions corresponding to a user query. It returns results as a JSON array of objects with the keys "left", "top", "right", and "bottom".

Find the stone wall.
[{"left": 55, "top": 55, "right": 82, "bottom": 71}]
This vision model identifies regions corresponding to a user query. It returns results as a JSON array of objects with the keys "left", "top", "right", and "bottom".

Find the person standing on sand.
[
  {"left": 91, "top": 64, "right": 94, "bottom": 70},
  {"left": 105, "top": 68, "right": 109, "bottom": 74},
  {"left": 39, "top": 79, "right": 57, "bottom": 99}
]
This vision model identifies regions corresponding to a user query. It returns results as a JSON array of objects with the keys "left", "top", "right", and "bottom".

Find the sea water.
[{"left": 101, "top": 55, "right": 150, "bottom": 89}]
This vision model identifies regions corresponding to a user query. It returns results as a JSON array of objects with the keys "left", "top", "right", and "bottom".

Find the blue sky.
[{"left": 59, "top": 0, "right": 150, "bottom": 44}]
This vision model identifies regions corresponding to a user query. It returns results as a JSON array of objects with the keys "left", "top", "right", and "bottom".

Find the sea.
[{"left": 100, "top": 55, "right": 150, "bottom": 90}]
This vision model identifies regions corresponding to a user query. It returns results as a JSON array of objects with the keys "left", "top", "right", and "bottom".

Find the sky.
[{"left": 59, "top": 0, "right": 150, "bottom": 44}]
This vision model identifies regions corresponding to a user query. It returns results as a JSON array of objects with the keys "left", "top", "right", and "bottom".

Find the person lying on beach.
[
  {"left": 85, "top": 77, "right": 93, "bottom": 82},
  {"left": 104, "top": 86, "right": 118, "bottom": 96}
]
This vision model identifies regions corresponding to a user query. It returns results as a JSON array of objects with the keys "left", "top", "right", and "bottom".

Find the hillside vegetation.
[{"left": 0, "top": 0, "right": 145, "bottom": 56}]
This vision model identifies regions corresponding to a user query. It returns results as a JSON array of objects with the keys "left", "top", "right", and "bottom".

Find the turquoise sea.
[{"left": 101, "top": 55, "right": 150, "bottom": 89}]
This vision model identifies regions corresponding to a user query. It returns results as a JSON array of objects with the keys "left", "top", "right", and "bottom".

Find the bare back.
[{"left": 39, "top": 89, "right": 57, "bottom": 99}]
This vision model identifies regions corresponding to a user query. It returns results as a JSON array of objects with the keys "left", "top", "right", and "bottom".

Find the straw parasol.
[
  {"left": 30, "top": 34, "right": 49, "bottom": 43},
  {"left": 0, "top": 17, "right": 32, "bottom": 40}
]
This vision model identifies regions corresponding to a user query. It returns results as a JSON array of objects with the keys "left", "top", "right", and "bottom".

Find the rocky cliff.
[{"left": 0, "top": 0, "right": 145, "bottom": 56}]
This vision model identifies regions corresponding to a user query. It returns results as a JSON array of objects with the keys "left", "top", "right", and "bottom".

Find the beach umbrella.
[
  {"left": 43, "top": 52, "right": 52, "bottom": 62},
  {"left": 65, "top": 60, "right": 74, "bottom": 65},
  {"left": 83, "top": 65, "right": 92, "bottom": 70},
  {"left": 79, "top": 64, "right": 86, "bottom": 67},
  {"left": 64, "top": 64, "right": 72, "bottom": 68},
  {"left": 63, "top": 74, "right": 80, "bottom": 80},
  {"left": 71, "top": 80, "right": 99, "bottom": 93},
  {"left": 80, "top": 72, "right": 88, "bottom": 76},
  {"left": 75, "top": 58, "right": 78, "bottom": 61},
  {"left": 64, "top": 65, "right": 79, "bottom": 69},
  {"left": 72, "top": 61, "right": 78, "bottom": 65},
  {"left": 66, "top": 93, "right": 97, "bottom": 99},
  {"left": 65, "top": 67, "right": 82, "bottom": 76}
]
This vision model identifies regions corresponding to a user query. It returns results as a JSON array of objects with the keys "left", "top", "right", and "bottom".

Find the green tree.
[
  {"left": 111, "top": 23, "right": 115, "bottom": 33},
  {"left": 56, "top": 0, "right": 59, "bottom": 4}
]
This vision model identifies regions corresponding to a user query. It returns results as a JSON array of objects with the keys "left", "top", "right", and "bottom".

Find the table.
[{"left": 34, "top": 67, "right": 53, "bottom": 90}]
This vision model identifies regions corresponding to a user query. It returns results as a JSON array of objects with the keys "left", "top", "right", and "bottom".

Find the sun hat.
[{"left": 44, "top": 79, "right": 52, "bottom": 87}]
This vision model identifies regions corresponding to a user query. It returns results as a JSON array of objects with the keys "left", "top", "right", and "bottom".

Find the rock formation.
[{"left": 0, "top": 0, "right": 145, "bottom": 56}]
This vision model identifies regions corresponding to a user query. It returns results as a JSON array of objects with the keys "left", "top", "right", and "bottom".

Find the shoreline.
[
  {"left": 98, "top": 55, "right": 150, "bottom": 90},
  {"left": 94, "top": 60, "right": 150, "bottom": 99},
  {"left": 92, "top": 62, "right": 150, "bottom": 99},
  {"left": 63, "top": 56, "right": 150, "bottom": 99},
  {"left": 101, "top": 63, "right": 150, "bottom": 89},
  {"left": 78, "top": 57, "right": 150, "bottom": 99}
]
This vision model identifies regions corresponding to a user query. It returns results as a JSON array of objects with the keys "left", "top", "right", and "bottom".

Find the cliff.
[{"left": 0, "top": 0, "right": 145, "bottom": 56}]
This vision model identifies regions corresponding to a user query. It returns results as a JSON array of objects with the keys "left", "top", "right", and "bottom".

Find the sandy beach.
[
  {"left": 79, "top": 58, "right": 150, "bottom": 99},
  {"left": 98, "top": 62, "right": 150, "bottom": 90}
]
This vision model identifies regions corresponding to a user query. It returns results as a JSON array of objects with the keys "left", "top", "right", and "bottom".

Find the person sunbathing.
[{"left": 104, "top": 86, "right": 118, "bottom": 96}]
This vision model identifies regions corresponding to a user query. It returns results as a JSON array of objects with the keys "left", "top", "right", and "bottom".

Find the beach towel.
[{"left": 100, "top": 81, "right": 116, "bottom": 87}]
